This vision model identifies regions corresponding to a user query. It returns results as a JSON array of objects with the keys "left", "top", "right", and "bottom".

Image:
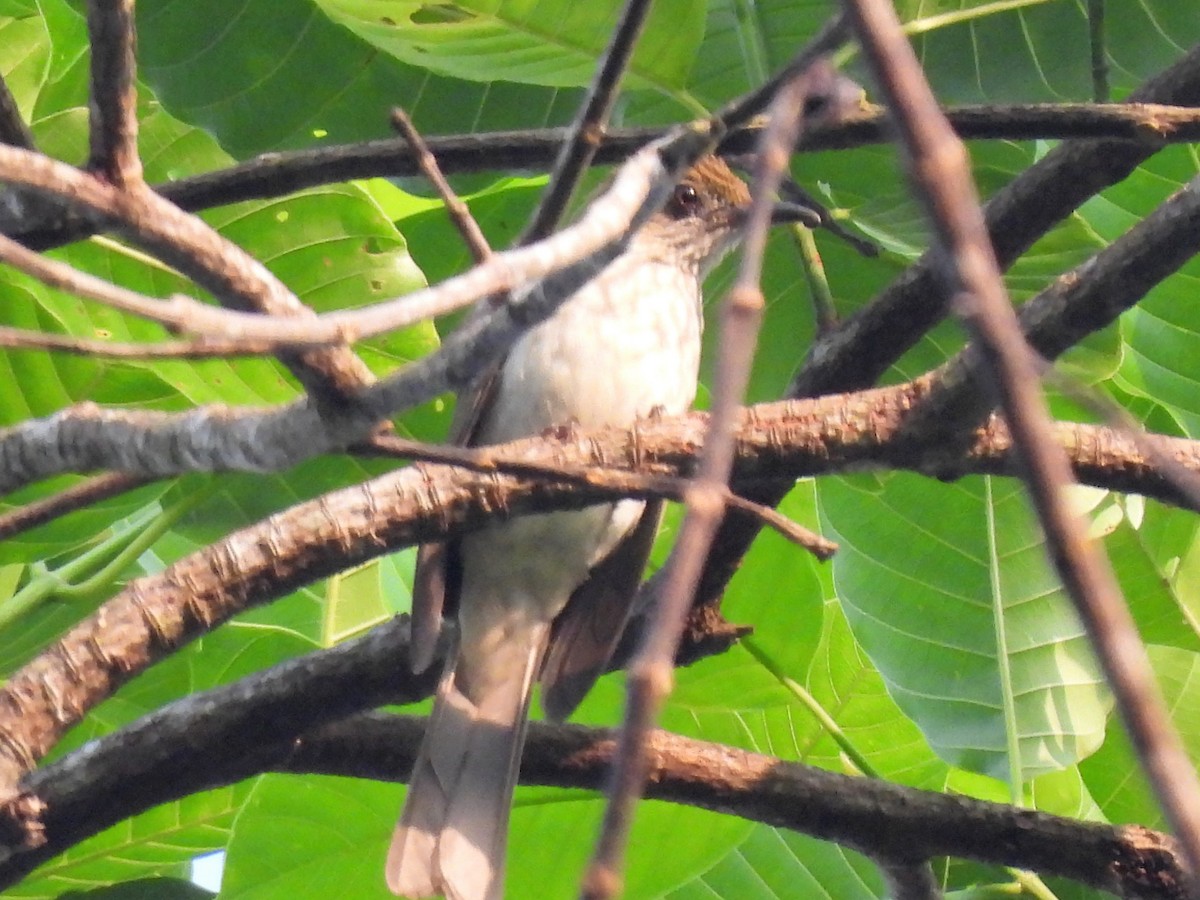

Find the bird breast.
[
  {"left": 454, "top": 250, "right": 705, "bottom": 657},
  {"left": 481, "top": 251, "right": 703, "bottom": 444}
]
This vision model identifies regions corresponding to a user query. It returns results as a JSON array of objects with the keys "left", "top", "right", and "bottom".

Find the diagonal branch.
[
  {"left": 844, "top": 0, "right": 1200, "bottom": 881},
  {"left": 1, "top": 383, "right": 1199, "bottom": 803},
  {"left": 0, "top": 145, "right": 374, "bottom": 404},
  {"left": 689, "top": 39, "right": 1200, "bottom": 632},
  {"left": 0, "top": 141, "right": 700, "bottom": 495},
  {"left": 0, "top": 75, "right": 34, "bottom": 151},
  {"left": 790, "top": 43, "right": 1200, "bottom": 401},
  {"left": 4, "top": 617, "right": 1191, "bottom": 899},
  {"left": 898, "top": 172, "right": 1200, "bottom": 455},
  {"left": 586, "top": 61, "right": 829, "bottom": 898}
]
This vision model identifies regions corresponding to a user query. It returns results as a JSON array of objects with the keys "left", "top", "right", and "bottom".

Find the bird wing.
[
  {"left": 539, "top": 499, "right": 664, "bottom": 721},
  {"left": 409, "top": 360, "right": 505, "bottom": 674}
]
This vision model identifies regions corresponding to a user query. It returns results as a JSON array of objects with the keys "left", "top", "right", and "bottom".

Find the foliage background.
[{"left": 1, "top": 0, "right": 1199, "bottom": 897}]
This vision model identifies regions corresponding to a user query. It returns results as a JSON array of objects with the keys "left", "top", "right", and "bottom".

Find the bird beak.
[{"left": 770, "top": 199, "right": 823, "bottom": 228}]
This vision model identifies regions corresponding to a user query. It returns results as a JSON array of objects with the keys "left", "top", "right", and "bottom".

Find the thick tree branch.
[
  {"left": 0, "top": 389, "right": 1196, "bottom": 797},
  {"left": 7, "top": 102, "right": 1196, "bottom": 249},
  {"left": 4, "top": 619, "right": 1191, "bottom": 900},
  {"left": 0, "top": 473, "right": 150, "bottom": 541},
  {"left": 900, "top": 173, "right": 1200, "bottom": 453},
  {"left": 0, "top": 145, "right": 374, "bottom": 405}
]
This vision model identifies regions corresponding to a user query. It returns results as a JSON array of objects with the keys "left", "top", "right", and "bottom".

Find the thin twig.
[
  {"left": 0, "top": 229, "right": 216, "bottom": 330},
  {"left": 390, "top": 108, "right": 493, "bottom": 264},
  {"left": 361, "top": 434, "right": 836, "bottom": 559},
  {"left": 844, "top": 0, "right": 1200, "bottom": 885},
  {"left": 0, "top": 146, "right": 374, "bottom": 403},
  {"left": 0, "top": 326, "right": 301, "bottom": 360},
  {"left": 85, "top": 0, "right": 142, "bottom": 186},
  {"left": 0, "top": 473, "right": 151, "bottom": 541},
  {"left": 712, "top": 15, "right": 851, "bottom": 134},
  {"left": 523, "top": 0, "right": 655, "bottom": 242},
  {"left": 583, "top": 66, "right": 820, "bottom": 900}
]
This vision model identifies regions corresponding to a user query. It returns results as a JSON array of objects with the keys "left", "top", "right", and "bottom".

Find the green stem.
[
  {"left": 742, "top": 637, "right": 879, "bottom": 778},
  {"left": 57, "top": 494, "right": 196, "bottom": 602},
  {"left": 1015, "top": 870, "right": 1061, "bottom": 899},
  {"left": 0, "top": 491, "right": 201, "bottom": 629},
  {"left": 985, "top": 477, "right": 1025, "bottom": 803},
  {"left": 792, "top": 223, "right": 838, "bottom": 333}
]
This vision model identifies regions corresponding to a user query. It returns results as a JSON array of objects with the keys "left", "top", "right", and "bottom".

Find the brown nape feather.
[{"left": 681, "top": 155, "right": 752, "bottom": 208}]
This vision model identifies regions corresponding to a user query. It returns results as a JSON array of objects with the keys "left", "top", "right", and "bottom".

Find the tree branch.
[
  {"left": 0, "top": 141, "right": 703, "bottom": 495},
  {"left": 4, "top": 621, "right": 1191, "bottom": 899},
  {"left": 845, "top": 0, "right": 1200, "bottom": 880},
  {"left": 0, "top": 388, "right": 1196, "bottom": 796},
  {"left": 85, "top": 0, "right": 141, "bottom": 187}
]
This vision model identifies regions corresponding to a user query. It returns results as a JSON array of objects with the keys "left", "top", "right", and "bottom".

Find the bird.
[{"left": 386, "top": 154, "right": 814, "bottom": 900}]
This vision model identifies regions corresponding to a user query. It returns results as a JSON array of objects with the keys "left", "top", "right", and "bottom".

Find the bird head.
[{"left": 640, "top": 154, "right": 817, "bottom": 275}]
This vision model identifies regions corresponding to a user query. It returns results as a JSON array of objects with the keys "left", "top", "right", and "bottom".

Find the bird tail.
[{"left": 386, "top": 624, "right": 549, "bottom": 900}]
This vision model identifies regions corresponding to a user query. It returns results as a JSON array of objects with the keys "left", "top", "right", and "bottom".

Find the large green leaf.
[
  {"left": 317, "top": 0, "right": 706, "bottom": 93},
  {"left": 10, "top": 786, "right": 250, "bottom": 900},
  {"left": 819, "top": 473, "right": 1111, "bottom": 784},
  {"left": 136, "top": 0, "right": 584, "bottom": 157},
  {"left": 664, "top": 825, "right": 886, "bottom": 900},
  {"left": 221, "top": 775, "right": 395, "bottom": 899},
  {"left": 0, "top": 10, "right": 49, "bottom": 116},
  {"left": 1080, "top": 645, "right": 1200, "bottom": 829}
]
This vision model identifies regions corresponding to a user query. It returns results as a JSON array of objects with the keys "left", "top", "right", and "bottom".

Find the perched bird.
[{"left": 387, "top": 155, "right": 812, "bottom": 900}]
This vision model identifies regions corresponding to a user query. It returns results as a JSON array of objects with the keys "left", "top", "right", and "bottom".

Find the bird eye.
[{"left": 667, "top": 183, "right": 702, "bottom": 219}]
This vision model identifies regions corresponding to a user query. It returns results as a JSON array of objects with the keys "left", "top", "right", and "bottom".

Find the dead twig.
[
  {"left": 584, "top": 56, "right": 828, "bottom": 899},
  {"left": 523, "top": 0, "right": 656, "bottom": 242},
  {"left": 844, "top": 0, "right": 1200, "bottom": 883}
]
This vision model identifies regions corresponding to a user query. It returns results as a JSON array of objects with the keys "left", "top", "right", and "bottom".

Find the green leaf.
[
  {"left": 317, "top": 0, "right": 706, "bottom": 92},
  {"left": 137, "top": 0, "right": 584, "bottom": 157},
  {"left": 664, "top": 825, "right": 887, "bottom": 900},
  {"left": 796, "top": 599, "right": 951, "bottom": 788},
  {"left": 9, "top": 786, "right": 249, "bottom": 900},
  {"left": 0, "top": 9, "right": 50, "bottom": 117},
  {"left": 220, "top": 775, "right": 396, "bottom": 899},
  {"left": 1104, "top": 508, "right": 1200, "bottom": 653},
  {"left": 1080, "top": 645, "right": 1200, "bottom": 828},
  {"left": 819, "top": 473, "right": 1111, "bottom": 784}
]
